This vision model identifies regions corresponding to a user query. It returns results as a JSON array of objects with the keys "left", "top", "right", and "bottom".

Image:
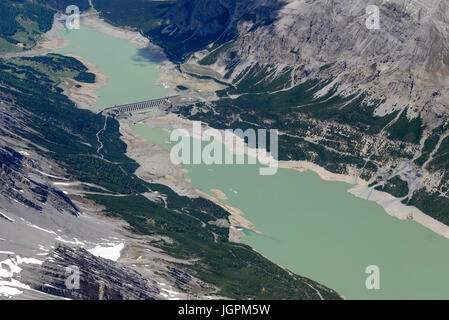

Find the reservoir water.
[
  {"left": 55, "top": 25, "right": 166, "bottom": 108},
  {"left": 58, "top": 24, "right": 449, "bottom": 300}
]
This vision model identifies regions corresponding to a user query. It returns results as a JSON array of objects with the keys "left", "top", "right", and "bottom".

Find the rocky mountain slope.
[{"left": 227, "top": 0, "right": 449, "bottom": 120}]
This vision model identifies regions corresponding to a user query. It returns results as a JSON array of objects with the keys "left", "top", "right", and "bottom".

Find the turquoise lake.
[{"left": 55, "top": 25, "right": 166, "bottom": 108}]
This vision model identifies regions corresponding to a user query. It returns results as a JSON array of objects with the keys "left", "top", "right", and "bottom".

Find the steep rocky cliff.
[{"left": 20, "top": 244, "right": 162, "bottom": 300}]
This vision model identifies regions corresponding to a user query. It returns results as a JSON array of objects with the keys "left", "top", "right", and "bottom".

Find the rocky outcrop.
[
  {"left": 20, "top": 244, "right": 162, "bottom": 300},
  {"left": 138, "top": 0, "right": 449, "bottom": 225},
  {"left": 0, "top": 145, "right": 79, "bottom": 215},
  {"left": 229, "top": 0, "right": 449, "bottom": 121}
]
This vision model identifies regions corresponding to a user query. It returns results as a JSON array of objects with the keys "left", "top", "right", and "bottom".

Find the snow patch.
[
  {"left": 55, "top": 236, "right": 85, "bottom": 246},
  {"left": 87, "top": 242, "right": 124, "bottom": 261},
  {"left": 53, "top": 182, "right": 74, "bottom": 186},
  {"left": 0, "top": 211, "right": 15, "bottom": 222},
  {"left": 0, "top": 256, "right": 43, "bottom": 297},
  {"left": 35, "top": 170, "right": 67, "bottom": 180},
  {"left": 0, "top": 251, "right": 15, "bottom": 255},
  {"left": 28, "top": 223, "right": 58, "bottom": 236}
]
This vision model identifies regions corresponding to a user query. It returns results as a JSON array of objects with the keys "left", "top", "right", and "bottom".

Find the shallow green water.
[
  {"left": 55, "top": 25, "right": 166, "bottom": 108},
  {"left": 132, "top": 123, "right": 171, "bottom": 149},
  {"left": 56, "top": 24, "right": 449, "bottom": 300}
]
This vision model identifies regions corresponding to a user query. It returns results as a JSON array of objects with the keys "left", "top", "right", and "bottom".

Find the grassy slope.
[{"left": 0, "top": 0, "right": 55, "bottom": 53}]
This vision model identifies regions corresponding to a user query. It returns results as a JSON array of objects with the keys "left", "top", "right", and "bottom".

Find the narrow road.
[{"left": 96, "top": 115, "right": 108, "bottom": 159}]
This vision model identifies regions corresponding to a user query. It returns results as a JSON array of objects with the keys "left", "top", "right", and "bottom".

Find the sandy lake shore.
[
  {"left": 119, "top": 114, "right": 257, "bottom": 242},
  {"left": 281, "top": 160, "right": 449, "bottom": 239}
]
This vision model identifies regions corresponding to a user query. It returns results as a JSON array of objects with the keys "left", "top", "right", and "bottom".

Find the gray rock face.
[
  {"left": 227, "top": 0, "right": 449, "bottom": 119},
  {"left": 152, "top": 0, "right": 449, "bottom": 120},
  {"left": 0, "top": 146, "right": 79, "bottom": 215},
  {"left": 20, "top": 244, "right": 162, "bottom": 300}
]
